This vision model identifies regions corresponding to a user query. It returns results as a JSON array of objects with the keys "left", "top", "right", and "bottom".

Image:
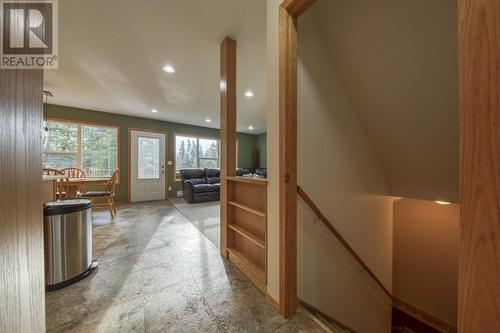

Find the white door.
[{"left": 130, "top": 130, "right": 166, "bottom": 202}]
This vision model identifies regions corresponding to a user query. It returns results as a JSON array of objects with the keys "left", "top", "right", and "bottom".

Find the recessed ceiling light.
[
  {"left": 248, "top": 125, "right": 254, "bottom": 130},
  {"left": 435, "top": 200, "right": 451, "bottom": 205},
  {"left": 162, "top": 65, "right": 176, "bottom": 73},
  {"left": 244, "top": 90, "right": 254, "bottom": 98},
  {"left": 220, "top": 80, "right": 226, "bottom": 91},
  {"left": 151, "top": 109, "right": 159, "bottom": 113},
  {"left": 205, "top": 118, "right": 211, "bottom": 123}
]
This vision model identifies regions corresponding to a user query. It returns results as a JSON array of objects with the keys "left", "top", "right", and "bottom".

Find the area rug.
[{"left": 169, "top": 198, "right": 220, "bottom": 249}]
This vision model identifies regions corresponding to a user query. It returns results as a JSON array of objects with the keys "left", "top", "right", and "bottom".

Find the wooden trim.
[
  {"left": 393, "top": 298, "right": 457, "bottom": 333},
  {"left": 300, "top": 299, "right": 359, "bottom": 333},
  {"left": 266, "top": 294, "right": 280, "bottom": 311},
  {"left": 227, "top": 247, "right": 266, "bottom": 292},
  {"left": 279, "top": 4, "right": 298, "bottom": 317},
  {"left": 47, "top": 117, "right": 119, "bottom": 129},
  {"left": 1, "top": 68, "right": 45, "bottom": 331},
  {"left": 279, "top": 0, "right": 314, "bottom": 317},
  {"left": 220, "top": 36, "right": 237, "bottom": 258},
  {"left": 225, "top": 176, "right": 269, "bottom": 184},
  {"left": 228, "top": 201, "right": 266, "bottom": 218},
  {"left": 297, "top": 185, "right": 392, "bottom": 300},
  {"left": 458, "top": 0, "right": 500, "bottom": 331},
  {"left": 278, "top": 0, "right": 316, "bottom": 317},
  {"left": 228, "top": 224, "right": 266, "bottom": 249},
  {"left": 127, "top": 128, "right": 168, "bottom": 202},
  {"left": 281, "top": 0, "right": 316, "bottom": 17}
]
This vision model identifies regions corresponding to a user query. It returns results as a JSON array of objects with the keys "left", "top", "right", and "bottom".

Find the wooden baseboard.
[
  {"left": 392, "top": 298, "right": 457, "bottom": 333},
  {"left": 299, "top": 299, "right": 358, "bottom": 333},
  {"left": 266, "top": 294, "right": 280, "bottom": 311}
]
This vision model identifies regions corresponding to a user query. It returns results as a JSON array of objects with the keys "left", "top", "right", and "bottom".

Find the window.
[
  {"left": 175, "top": 135, "right": 219, "bottom": 179},
  {"left": 43, "top": 120, "right": 119, "bottom": 178},
  {"left": 138, "top": 137, "right": 160, "bottom": 179}
]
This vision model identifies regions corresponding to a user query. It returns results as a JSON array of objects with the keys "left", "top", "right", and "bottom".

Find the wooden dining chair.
[
  {"left": 61, "top": 167, "right": 85, "bottom": 178},
  {"left": 61, "top": 168, "right": 86, "bottom": 197},
  {"left": 43, "top": 168, "right": 64, "bottom": 176},
  {"left": 43, "top": 168, "right": 68, "bottom": 199},
  {"left": 82, "top": 170, "right": 119, "bottom": 218}
]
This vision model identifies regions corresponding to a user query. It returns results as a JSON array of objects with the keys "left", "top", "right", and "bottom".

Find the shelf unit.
[{"left": 225, "top": 176, "right": 268, "bottom": 292}]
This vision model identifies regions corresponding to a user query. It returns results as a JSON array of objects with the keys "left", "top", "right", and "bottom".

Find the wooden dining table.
[{"left": 57, "top": 177, "right": 111, "bottom": 198}]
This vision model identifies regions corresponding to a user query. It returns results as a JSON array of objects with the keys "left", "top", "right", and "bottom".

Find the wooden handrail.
[{"left": 297, "top": 185, "right": 393, "bottom": 301}]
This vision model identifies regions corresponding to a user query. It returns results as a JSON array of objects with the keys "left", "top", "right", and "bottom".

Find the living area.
[{"left": 44, "top": 103, "right": 267, "bottom": 249}]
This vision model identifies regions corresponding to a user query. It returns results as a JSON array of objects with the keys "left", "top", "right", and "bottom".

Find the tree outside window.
[
  {"left": 175, "top": 135, "right": 219, "bottom": 178},
  {"left": 43, "top": 121, "right": 119, "bottom": 177}
]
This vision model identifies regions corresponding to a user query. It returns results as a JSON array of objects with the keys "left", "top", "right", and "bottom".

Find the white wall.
[
  {"left": 310, "top": 0, "right": 459, "bottom": 203},
  {"left": 265, "top": 0, "right": 281, "bottom": 303},
  {"left": 393, "top": 199, "right": 459, "bottom": 326},
  {"left": 296, "top": 10, "right": 394, "bottom": 333}
]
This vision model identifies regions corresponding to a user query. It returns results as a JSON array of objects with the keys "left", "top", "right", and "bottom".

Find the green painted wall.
[
  {"left": 257, "top": 133, "right": 267, "bottom": 168},
  {"left": 47, "top": 104, "right": 259, "bottom": 200}
]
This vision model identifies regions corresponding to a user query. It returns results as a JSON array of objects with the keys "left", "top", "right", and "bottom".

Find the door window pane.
[
  {"left": 138, "top": 137, "right": 160, "bottom": 179},
  {"left": 82, "top": 126, "right": 118, "bottom": 177}
]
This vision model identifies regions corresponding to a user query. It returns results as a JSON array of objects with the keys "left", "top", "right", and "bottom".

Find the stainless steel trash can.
[{"left": 43, "top": 199, "right": 97, "bottom": 291}]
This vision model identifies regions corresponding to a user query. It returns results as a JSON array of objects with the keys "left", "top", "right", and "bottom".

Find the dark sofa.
[
  {"left": 180, "top": 168, "right": 267, "bottom": 203},
  {"left": 180, "top": 168, "right": 221, "bottom": 203}
]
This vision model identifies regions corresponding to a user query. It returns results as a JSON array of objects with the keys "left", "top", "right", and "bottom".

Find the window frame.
[
  {"left": 44, "top": 118, "right": 121, "bottom": 180},
  {"left": 174, "top": 133, "right": 220, "bottom": 181}
]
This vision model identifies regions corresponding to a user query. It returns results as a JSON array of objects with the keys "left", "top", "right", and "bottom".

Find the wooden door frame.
[
  {"left": 458, "top": 0, "right": 500, "bottom": 330},
  {"left": 127, "top": 128, "right": 168, "bottom": 202},
  {"left": 219, "top": 37, "right": 237, "bottom": 258},
  {"left": 278, "top": 0, "right": 316, "bottom": 318},
  {"left": 279, "top": 0, "right": 500, "bottom": 328}
]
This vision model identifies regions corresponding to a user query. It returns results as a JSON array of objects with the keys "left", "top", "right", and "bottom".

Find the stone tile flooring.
[{"left": 46, "top": 201, "right": 323, "bottom": 333}]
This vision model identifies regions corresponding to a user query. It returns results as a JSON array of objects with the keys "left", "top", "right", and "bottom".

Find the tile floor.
[
  {"left": 169, "top": 198, "right": 220, "bottom": 249},
  {"left": 46, "top": 200, "right": 323, "bottom": 333}
]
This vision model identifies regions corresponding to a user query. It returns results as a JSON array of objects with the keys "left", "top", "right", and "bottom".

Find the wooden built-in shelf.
[
  {"left": 227, "top": 247, "right": 266, "bottom": 292},
  {"left": 228, "top": 201, "right": 266, "bottom": 218},
  {"left": 228, "top": 224, "right": 266, "bottom": 249},
  {"left": 225, "top": 176, "right": 269, "bottom": 185},
  {"left": 223, "top": 174, "right": 268, "bottom": 293}
]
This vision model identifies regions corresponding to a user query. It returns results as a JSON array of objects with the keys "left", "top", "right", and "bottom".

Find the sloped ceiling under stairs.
[{"left": 307, "top": 0, "right": 459, "bottom": 202}]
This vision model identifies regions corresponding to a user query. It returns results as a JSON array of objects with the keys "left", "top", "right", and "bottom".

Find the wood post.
[
  {"left": 278, "top": 0, "right": 315, "bottom": 318},
  {"left": 458, "top": 0, "right": 500, "bottom": 331},
  {"left": 279, "top": 5, "right": 298, "bottom": 317},
  {"left": 220, "top": 37, "right": 237, "bottom": 258},
  {"left": 0, "top": 69, "right": 45, "bottom": 331}
]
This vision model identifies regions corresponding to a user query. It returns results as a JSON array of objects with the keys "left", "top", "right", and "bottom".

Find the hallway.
[{"left": 46, "top": 201, "right": 321, "bottom": 332}]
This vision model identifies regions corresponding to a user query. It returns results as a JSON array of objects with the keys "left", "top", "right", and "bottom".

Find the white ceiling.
[
  {"left": 306, "top": 0, "right": 459, "bottom": 202},
  {"left": 44, "top": 0, "right": 266, "bottom": 134}
]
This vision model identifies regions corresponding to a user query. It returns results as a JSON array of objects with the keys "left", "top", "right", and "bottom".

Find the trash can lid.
[{"left": 43, "top": 199, "right": 92, "bottom": 216}]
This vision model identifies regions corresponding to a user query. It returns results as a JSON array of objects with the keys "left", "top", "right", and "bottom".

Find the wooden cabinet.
[{"left": 224, "top": 176, "right": 267, "bottom": 292}]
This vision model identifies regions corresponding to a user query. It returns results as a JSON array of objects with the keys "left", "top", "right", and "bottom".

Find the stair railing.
[
  {"left": 297, "top": 185, "right": 459, "bottom": 333},
  {"left": 297, "top": 185, "right": 393, "bottom": 301}
]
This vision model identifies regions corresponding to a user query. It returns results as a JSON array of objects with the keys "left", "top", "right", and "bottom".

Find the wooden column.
[
  {"left": 220, "top": 37, "right": 237, "bottom": 258},
  {"left": 279, "top": 5, "right": 298, "bottom": 317},
  {"left": 0, "top": 69, "right": 45, "bottom": 331},
  {"left": 278, "top": 0, "right": 315, "bottom": 318},
  {"left": 459, "top": 0, "right": 500, "bottom": 331}
]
